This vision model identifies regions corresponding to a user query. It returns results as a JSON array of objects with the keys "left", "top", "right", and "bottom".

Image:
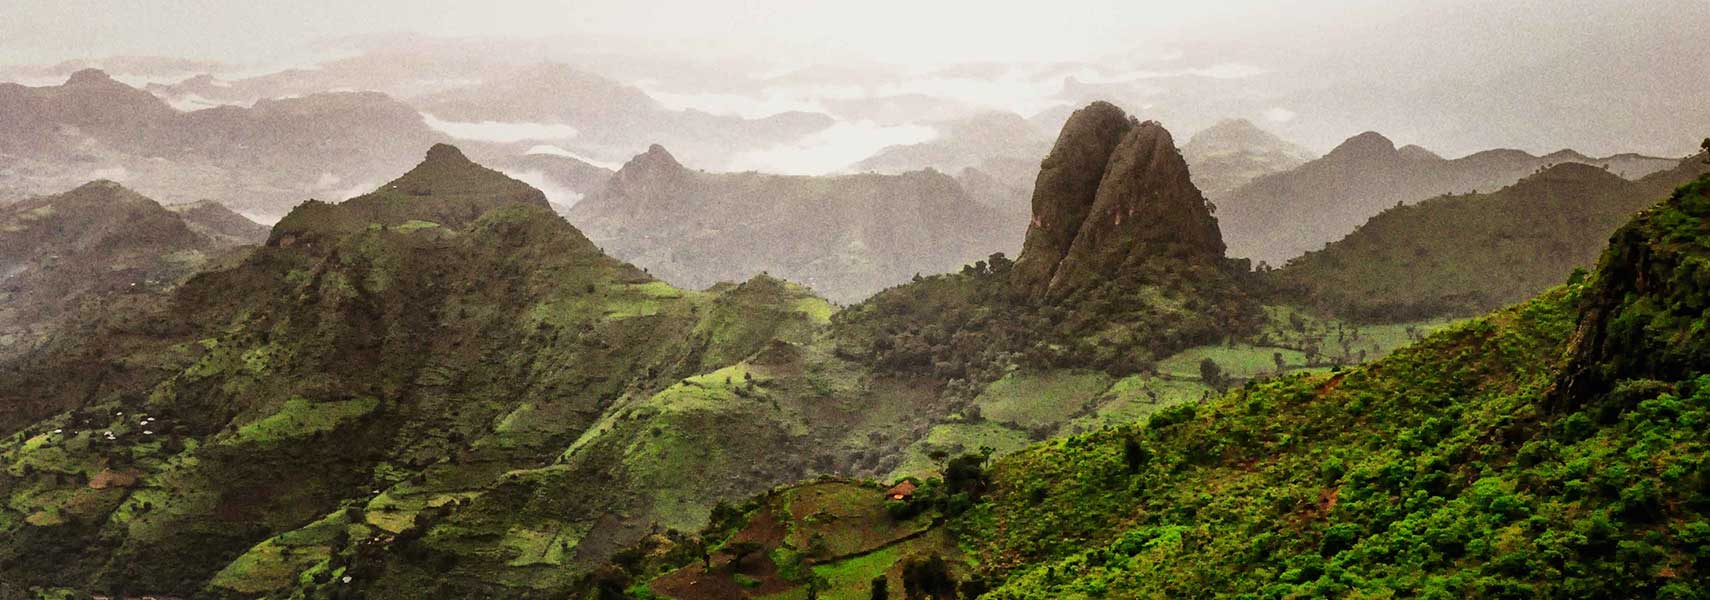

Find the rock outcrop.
[{"left": 1012, "top": 102, "right": 1225, "bottom": 301}]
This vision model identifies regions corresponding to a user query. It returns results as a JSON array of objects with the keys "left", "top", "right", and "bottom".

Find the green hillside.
[
  {"left": 0, "top": 112, "right": 1300, "bottom": 598},
  {"left": 620, "top": 175, "right": 1710, "bottom": 598},
  {"left": 1273, "top": 154, "right": 1709, "bottom": 322},
  {"left": 4, "top": 113, "right": 1690, "bottom": 599}
]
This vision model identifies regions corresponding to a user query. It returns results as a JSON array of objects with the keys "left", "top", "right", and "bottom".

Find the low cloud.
[
  {"left": 524, "top": 145, "right": 626, "bottom": 171},
  {"left": 420, "top": 113, "right": 580, "bottom": 143},
  {"left": 88, "top": 166, "right": 130, "bottom": 182},
  {"left": 500, "top": 168, "right": 586, "bottom": 209},
  {"left": 727, "top": 120, "right": 937, "bottom": 175}
]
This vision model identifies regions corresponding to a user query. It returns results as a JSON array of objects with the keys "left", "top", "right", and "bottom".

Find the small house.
[{"left": 885, "top": 480, "right": 917, "bottom": 502}]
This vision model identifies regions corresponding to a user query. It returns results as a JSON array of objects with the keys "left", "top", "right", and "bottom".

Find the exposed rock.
[
  {"left": 1012, "top": 102, "right": 1225, "bottom": 301},
  {"left": 1011, "top": 101, "right": 1134, "bottom": 298}
]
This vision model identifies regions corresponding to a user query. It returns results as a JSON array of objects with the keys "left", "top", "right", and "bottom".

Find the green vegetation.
[
  {"left": 4, "top": 133, "right": 1702, "bottom": 600},
  {"left": 613, "top": 175, "right": 1710, "bottom": 598},
  {"left": 1272, "top": 157, "right": 1707, "bottom": 322}
]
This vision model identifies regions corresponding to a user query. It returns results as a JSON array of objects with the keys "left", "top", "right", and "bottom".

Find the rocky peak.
[
  {"left": 600, "top": 144, "right": 693, "bottom": 207},
  {"left": 421, "top": 143, "right": 474, "bottom": 168},
  {"left": 272, "top": 144, "right": 552, "bottom": 246},
  {"left": 623, "top": 144, "right": 684, "bottom": 173},
  {"left": 1011, "top": 102, "right": 1225, "bottom": 300},
  {"left": 381, "top": 143, "right": 544, "bottom": 208},
  {"left": 1010, "top": 102, "right": 1134, "bottom": 297}
]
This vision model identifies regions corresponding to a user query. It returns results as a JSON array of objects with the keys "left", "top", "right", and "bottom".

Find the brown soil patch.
[
  {"left": 650, "top": 506, "right": 798, "bottom": 599},
  {"left": 88, "top": 468, "right": 140, "bottom": 489},
  {"left": 1315, "top": 373, "right": 1348, "bottom": 397}
]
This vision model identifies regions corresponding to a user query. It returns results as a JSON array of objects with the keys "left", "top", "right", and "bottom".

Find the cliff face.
[
  {"left": 1012, "top": 102, "right": 1226, "bottom": 301},
  {"left": 1011, "top": 102, "right": 1133, "bottom": 297}
]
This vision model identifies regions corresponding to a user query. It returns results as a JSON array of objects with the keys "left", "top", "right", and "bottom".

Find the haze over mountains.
[
  {"left": 5, "top": 2, "right": 1710, "bottom": 597},
  {"left": 0, "top": 60, "right": 1686, "bottom": 307},
  {"left": 569, "top": 144, "right": 1016, "bottom": 304},
  {"left": 1218, "top": 130, "right": 1679, "bottom": 265},
  {"left": 0, "top": 180, "right": 263, "bottom": 361}
]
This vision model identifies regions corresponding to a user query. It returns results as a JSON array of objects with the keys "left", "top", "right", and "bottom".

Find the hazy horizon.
[{"left": 4, "top": 0, "right": 1708, "bottom": 158}]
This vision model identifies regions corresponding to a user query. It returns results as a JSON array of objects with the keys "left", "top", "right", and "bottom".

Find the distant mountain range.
[
  {"left": 1217, "top": 130, "right": 1679, "bottom": 265},
  {"left": 0, "top": 181, "right": 262, "bottom": 361},
  {"left": 413, "top": 63, "right": 835, "bottom": 170},
  {"left": 0, "top": 69, "right": 443, "bottom": 220},
  {"left": 568, "top": 145, "right": 1018, "bottom": 304},
  {"left": 1181, "top": 118, "right": 1316, "bottom": 198},
  {"left": 1272, "top": 151, "right": 1710, "bottom": 321}
]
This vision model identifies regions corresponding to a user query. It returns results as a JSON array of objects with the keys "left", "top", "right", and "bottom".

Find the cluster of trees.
[
  {"left": 887, "top": 450, "right": 993, "bottom": 520},
  {"left": 840, "top": 251, "right": 1258, "bottom": 390}
]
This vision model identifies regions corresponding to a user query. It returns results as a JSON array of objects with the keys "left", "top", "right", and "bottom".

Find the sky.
[
  {"left": 1, "top": 0, "right": 1344, "bottom": 67},
  {"left": 3, "top": 0, "right": 1706, "bottom": 158}
]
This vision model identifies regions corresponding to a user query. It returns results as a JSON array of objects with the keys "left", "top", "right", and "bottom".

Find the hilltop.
[
  {"left": 1217, "top": 130, "right": 1678, "bottom": 265},
  {"left": 1274, "top": 153, "right": 1710, "bottom": 321}
]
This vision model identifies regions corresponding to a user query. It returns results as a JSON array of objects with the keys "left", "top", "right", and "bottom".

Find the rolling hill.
[
  {"left": 1272, "top": 152, "right": 1710, "bottom": 322},
  {"left": 1216, "top": 130, "right": 1679, "bottom": 265}
]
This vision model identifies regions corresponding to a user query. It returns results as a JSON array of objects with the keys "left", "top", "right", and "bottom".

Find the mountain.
[
  {"left": 567, "top": 144, "right": 1019, "bottom": 304},
  {"left": 852, "top": 111, "right": 1057, "bottom": 227},
  {"left": 616, "top": 172, "right": 1710, "bottom": 599},
  {"left": 1217, "top": 130, "right": 1680, "bottom": 265},
  {"left": 0, "top": 145, "right": 851, "bottom": 596},
  {"left": 0, "top": 105, "right": 1294, "bottom": 597},
  {"left": 1011, "top": 102, "right": 1227, "bottom": 302},
  {"left": 486, "top": 151, "right": 617, "bottom": 210},
  {"left": 0, "top": 69, "right": 444, "bottom": 220},
  {"left": 0, "top": 181, "right": 260, "bottom": 363},
  {"left": 853, "top": 111, "right": 1051, "bottom": 177},
  {"left": 1180, "top": 118, "right": 1316, "bottom": 198},
  {"left": 1273, "top": 153, "right": 1710, "bottom": 322},
  {"left": 167, "top": 200, "right": 272, "bottom": 246}
]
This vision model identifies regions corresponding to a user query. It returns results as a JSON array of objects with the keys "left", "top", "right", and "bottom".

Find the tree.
[
  {"left": 1198, "top": 358, "right": 1225, "bottom": 391},
  {"left": 987, "top": 252, "right": 1013, "bottom": 277},
  {"left": 1123, "top": 436, "right": 1149, "bottom": 474},
  {"left": 944, "top": 453, "right": 988, "bottom": 497},
  {"left": 1702, "top": 137, "right": 1710, "bottom": 162},
  {"left": 901, "top": 555, "right": 957, "bottom": 599},
  {"left": 870, "top": 575, "right": 890, "bottom": 600}
]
